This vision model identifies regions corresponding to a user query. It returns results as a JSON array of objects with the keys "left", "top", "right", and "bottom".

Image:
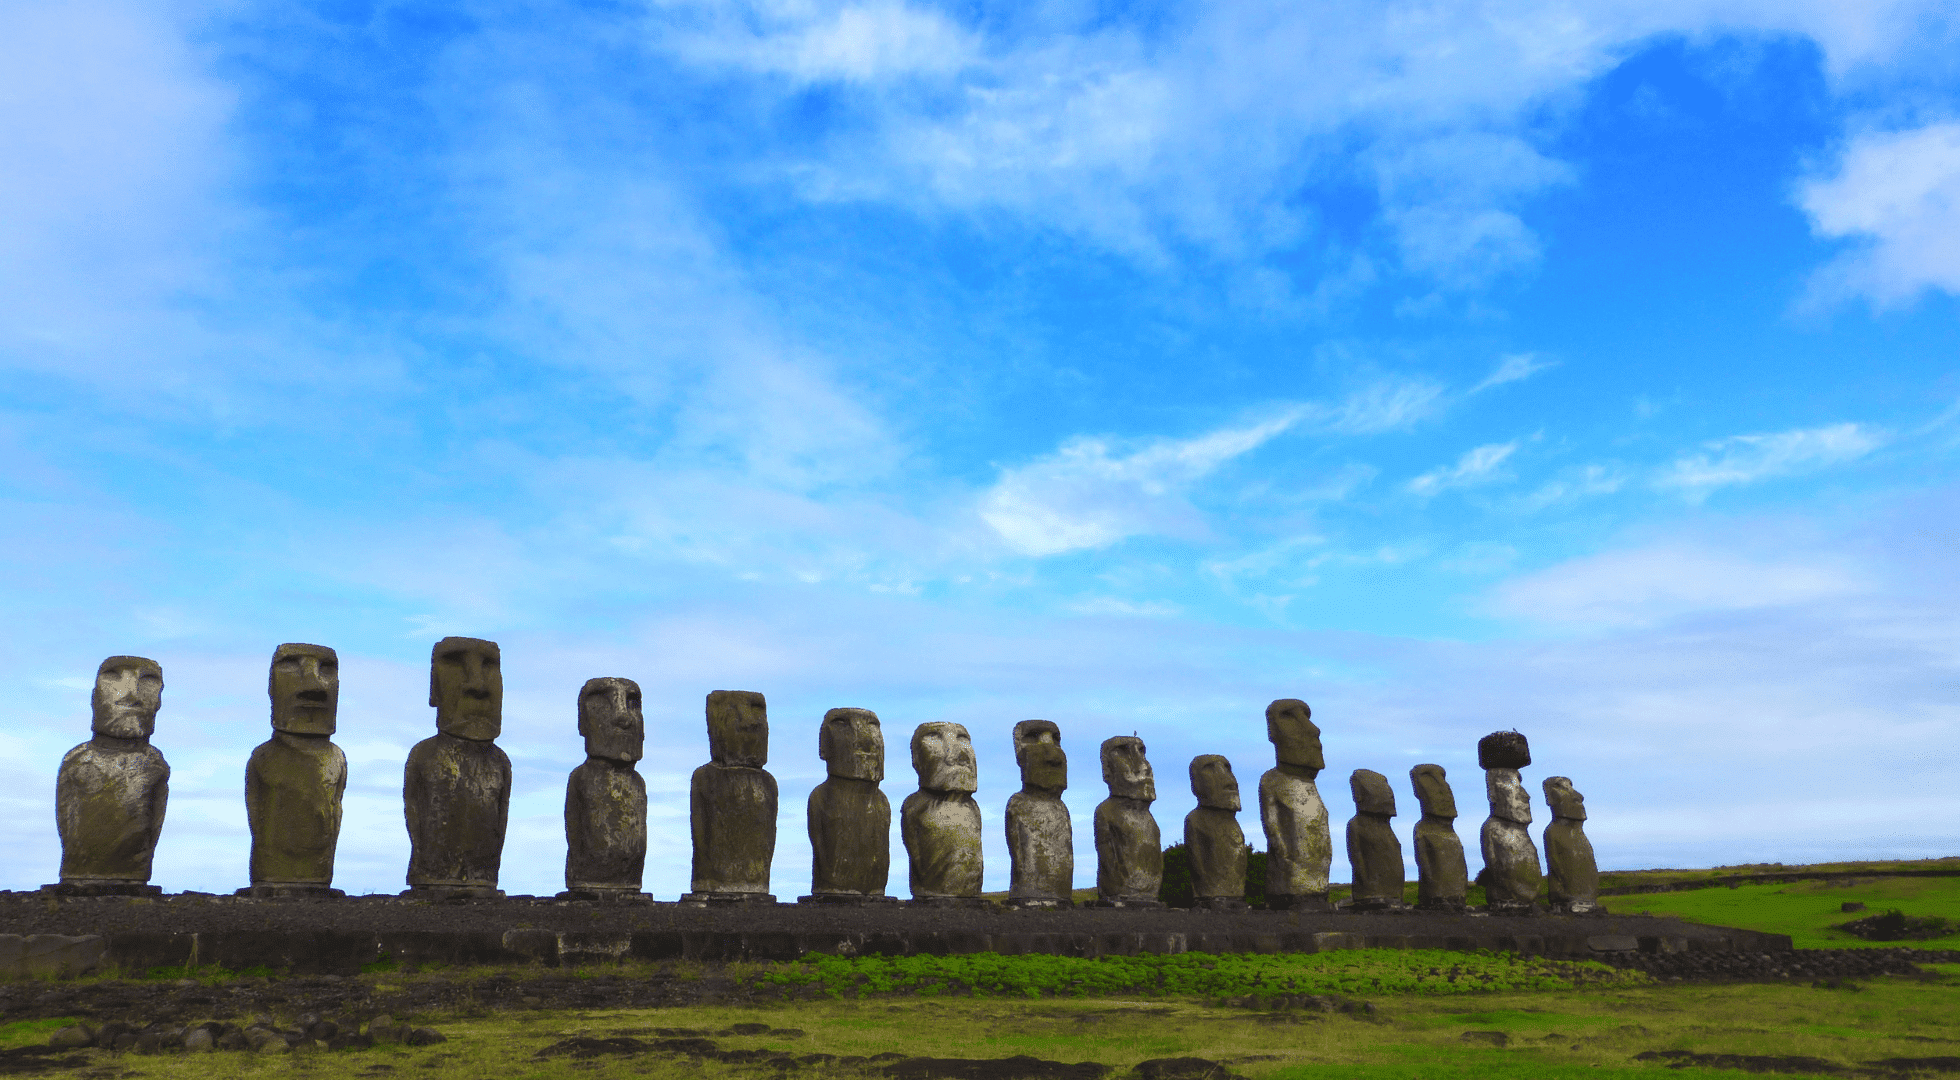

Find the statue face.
[
  {"left": 1486, "top": 769, "right": 1532, "bottom": 825},
  {"left": 707, "top": 689, "right": 768, "bottom": 767},
  {"left": 1013, "top": 719, "right": 1065, "bottom": 793},
  {"left": 1350, "top": 768, "right": 1395, "bottom": 816},
  {"left": 1190, "top": 754, "right": 1241, "bottom": 812},
  {"left": 1100, "top": 736, "right": 1155, "bottom": 801},
  {"left": 911, "top": 722, "right": 976, "bottom": 793},
  {"left": 430, "top": 637, "right": 502, "bottom": 740},
  {"left": 91, "top": 656, "right": 162, "bottom": 740},
  {"left": 819, "top": 707, "right": 884, "bottom": 782},
  {"left": 269, "top": 643, "right": 338, "bottom": 736},
  {"left": 1543, "top": 776, "right": 1586, "bottom": 820},
  {"left": 1266, "top": 698, "right": 1323, "bottom": 771},
  {"left": 1409, "top": 764, "right": 1457, "bottom": 819},
  {"left": 579, "top": 677, "right": 644, "bottom": 763}
]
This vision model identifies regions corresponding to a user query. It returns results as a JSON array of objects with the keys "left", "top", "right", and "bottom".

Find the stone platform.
[{"left": 0, "top": 891, "right": 1790, "bottom": 978}]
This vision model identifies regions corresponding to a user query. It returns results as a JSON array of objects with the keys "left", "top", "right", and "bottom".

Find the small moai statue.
[
  {"left": 802, "top": 707, "right": 893, "bottom": 904},
  {"left": 1542, "top": 776, "right": 1600, "bottom": 914},
  {"left": 1477, "top": 730, "right": 1542, "bottom": 915},
  {"left": 1185, "top": 755, "right": 1248, "bottom": 911},
  {"left": 242, "top": 644, "right": 348, "bottom": 898},
  {"left": 403, "top": 637, "right": 511, "bottom": 899},
  {"left": 51, "top": 656, "right": 170, "bottom": 896},
  {"left": 1259, "top": 698, "right": 1332, "bottom": 912},
  {"left": 561, "top": 677, "right": 648, "bottom": 902},
  {"left": 1005, "top": 720, "right": 1072, "bottom": 908},
  {"left": 1345, "top": 769, "right": 1404, "bottom": 911},
  {"left": 685, "top": 690, "right": 778, "bottom": 904},
  {"left": 900, "top": 721, "right": 984, "bottom": 904},
  {"left": 1408, "top": 764, "right": 1468, "bottom": 912},
  {"left": 1092, "top": 736, "right": 1164, "bottom": 907}
]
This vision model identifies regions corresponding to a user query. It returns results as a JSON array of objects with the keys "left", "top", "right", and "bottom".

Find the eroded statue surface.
[
  {"left": 688, "top": 690, "right": 778, "bottom": 903},
  {"left": 1005, "top": 720, "right": 1072, "bottom": 907},
  {"left": 1543, "top": 775, "right": 1599, "bottom": 914},
  {"left": 54, "top": 656, "right": 170, "bottom": 896},
  {"left": 1345, "top": 768, "right": 1404, "bottom": 910},
  {"left": 244, "top": 644, "right": 347, "bottom": 897},
  {"left": 1185, "top": 754, "right": 1247, "bottom": 910},
  {"left": 901, "top": 721, "right": 982, "bottom": 902},
  {"left": 1477, "top": 731, "right": 1541, "bottom": 914},
  {"left": 1093, "top": 736, "right": 1163, "bottom": 907},
  {"left": 563, "top": 677, "right": 648, "bottom": 900},
  {"left": 404, "top": 637, "right": 511, "bottom": 898},
  {"left": 1409, "top": 764, "right": 1468, "bottom": 911},
  {"left": 1259, "top": 698, "right": 1331, "bottom": 912},
  {"left": 804, "top": 707, "right": 892, "bottom": 903}
]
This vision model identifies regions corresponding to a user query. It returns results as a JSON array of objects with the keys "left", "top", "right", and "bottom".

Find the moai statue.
[
  {"left": 900, "top": 721, "right": 983, "bottom": 904},
  {"left": 1543, "top": 776, "right": 1600, "bottom": 914},
  {"left": 404, "top": 637, "right": 511, "bottom": 899},
  {"left": 685, "top": 690, "right": 778, "bottom": 904},
  {"left": 1345, "top": 769, "right": 1404, "bottom": 910},
  {"left": 802, "top": 707, "right": 893, "bottom": 904},
  {"left": 242, "top": 644, "right": 348, "bottom": 898},
  {"left": 1259, "top": 698, "right": 1332, "bottom": 912},
  {"left": 1005, "top": 720, "right": 1072, "bottom": 908},
  {"left": 1409, "top": 764, "right": 1468, "bottom": 911},
  {"left": 1185, "top": 755, "right": 1247, "bottom": 910},
  {"left": 1092, "top": 736, "right": 1163, "bottom": 907},
  {"left": 562, "top": 677, "right": 648, "bottom": 902},
  {"left": 1478, "top": 731, "right": 1541, "bottom": 915},
  {"left": 51, "top": 656, "right": 170, "bottom": 896}
]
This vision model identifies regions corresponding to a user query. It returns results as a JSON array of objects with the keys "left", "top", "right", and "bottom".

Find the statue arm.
[{"left": 148, "top": 752, "right": 170, "bottom": 849}]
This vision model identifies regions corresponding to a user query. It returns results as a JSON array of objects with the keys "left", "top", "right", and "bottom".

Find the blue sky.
[{"left": 2, "top": 0, "right": 1956, "bottom": 898}]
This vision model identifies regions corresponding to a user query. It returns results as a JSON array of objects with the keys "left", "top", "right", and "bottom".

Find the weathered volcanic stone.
[
  {"left": 53, "top": 656, "right": 170, "bottom": 895},
  {"left": 1478, "top": 731, "right": 1541, "bottom": 915},
  {"left": 1259, "top": 698, "right": 1331, "bottom": 912},
  {"left": 1093, "top": 736, "right": 1163, "bottom": 906},
  {"left": 805, "top": 707, "right": 892, "bottom": 901},
  {"left": 1345, "top": 769, "right": 1404, "bottom": 910},
  {"left": 563, "top": 677, "right": 647, "bottom": 898},
  {"left": 1005, "top": 720, "right": 1072, "bottom": 907},
  {"left": 1409, "top": 764, "right": 1468, "bottom": 912},
  {"left": 244, "top": 644, "right": 347, "bottom": 897},
  {"left": 1185, "top": 755, "right": 1246, "bottom": 909},
  {"left": 404, "top": 637, "right": 510, "bottom": 898},
  {"left": 688, "top": 690, "right": 777, "bottom": 902},
  {"left": 1543, "top": 776, "right": 1600, "bottom": 914},
  {"left": 901, "top": 722, "right": 982, "bottom": 902},
  {"left": 1477, "top": 730, "right": 1531, "bottom": 771}
]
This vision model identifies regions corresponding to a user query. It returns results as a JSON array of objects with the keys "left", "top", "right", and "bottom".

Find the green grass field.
[{"left": 1608, "top": 876, "right": 1960, "bottom": 949}]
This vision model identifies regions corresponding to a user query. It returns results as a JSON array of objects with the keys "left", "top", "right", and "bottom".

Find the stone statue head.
[
  {"left": 1100, "top": 736, "right": 1155, "bottom": 802},
  {"left": 1350, "top": 768, "right": 1395, "bottom": 816},
  {"left": 269, "top": 643, "right": 338, "bottom": 736},
  {"left": 579, "top": 677, "right": 644, "bottom": 764},
  {"left": 1266, "top": 698, "right": 1323, "bottom": 771},
  {"left": 1477, "top": 730, "right": 1531, "bottom": 770},
  {"left": 1409, "top": 764, "right": 1457, "bottom": 819},
  {"left": 1486, "top": 769, "right": 1532, "bottom": 825},
  {"left": 911, "top": 721, "right": 976, "bottom": 794},
  {"left": 429, "top": 637, "right": 502, "bottom": 741},
  {"left": 91, "top": 655, "right": 163, "bottom": 740},
  {"left": 819, "top": 707, "right": 884, "bottom": 782},
  {"left": 707, "top": 690, "right": 769, "bottom": 768},
  {"left": 1543, "top": 776, "right": 1586, "bottom": 821},
  {"left": 1013, "top": 719, "right": 1066, "bottom": 796},
  {"left": 1190, "top": 754, "right": 1241, "bottom": 812}
]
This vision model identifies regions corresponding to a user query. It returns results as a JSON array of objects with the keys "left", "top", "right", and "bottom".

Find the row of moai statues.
[{"left": 49, "top": 641, "right": 1598, "bottom": 913}]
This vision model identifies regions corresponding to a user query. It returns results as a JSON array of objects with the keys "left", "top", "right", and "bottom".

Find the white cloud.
[
  {"left": 1517, "top": 463, "right": 1625, "bottom": 511},
  {"left": 1321, "top": 377, "right": 1447, "bottom": 434},
  {"left": 1657, "top": 422, "right": 1885, "bottom": 496},
  {"left": 1407, "top": 441, "right": 1519, "bottom": 496},
  {"left": 668, "top": 1, "right": 978, "bottom": 83},
  {"left": 1472, "top": 352, "right": 1559, "bottom": 393},
  {"left": 1490, "top": 543, "right": 1867, "bottom": 628},
  {"left": 1800, "top": 121, "right": 1960, "bottom": 306}
]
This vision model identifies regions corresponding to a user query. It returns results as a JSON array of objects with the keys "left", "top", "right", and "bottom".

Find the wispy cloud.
[
  {"left": 1800, "top": 121, "right": 1960, "bottom": 307},
  {"left": 1472, "top": 353, "right": 1558, "bottom": 394},
  {"left": 1407, "top": 441, "right": 1520, "bottom": 496},
  {"left": 1657, "top": 423, "right": 1886, "bottom": 497},
  {"left": 1490, "top": 543, "right": 1867, "bottom": 629}
]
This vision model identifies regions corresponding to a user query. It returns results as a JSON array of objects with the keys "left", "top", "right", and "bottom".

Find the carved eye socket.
[
  {"left": 439, "top": 652, "right": 466, "bottom": 665},
  {"left": 626, "top": 691, "right": 641, "bottom": 707},
  {"left": 275, "top": 658, "right": 301, "bottom": 673},
  {"left": 319, "top": 660, "right": 338, "bottom": 674},
  {"left": 138, "top": 673, "right": 161, "bottom": 686}
]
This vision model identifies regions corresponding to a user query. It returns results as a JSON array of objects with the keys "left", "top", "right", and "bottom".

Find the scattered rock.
[
  {"left": 404, "top": 1027, "right": 446, "bottom": 1046},
  {"left": 44, "top": 1028, "right": 89, "bottom": 1050},
  {"left": 885, "top": 1055, "right": 1110, "bottom": 1080},
  {"left": 1634, "top": 1050, "right": 1843, "bottom": 1075},
  {"left": 1132, "top": 1059, "right": 1238, "bottom": 1080},
  {"left": 1837, "top": 911, "right": 1953, "bottom": 942},
  {"left": 1459, "top": 1031, "right": 1508, "bottom": 1046}
]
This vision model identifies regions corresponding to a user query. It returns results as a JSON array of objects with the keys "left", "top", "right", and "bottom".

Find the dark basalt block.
[{"left": 1477, "top": 731, "right": 1530, "bottom": 770}]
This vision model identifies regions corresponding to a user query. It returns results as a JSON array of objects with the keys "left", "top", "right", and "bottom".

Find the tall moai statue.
[
  {"left": 1185, "top": 755, "right": 1248, "bottom": 910},
  {"left": 1345, "top": 769, "right": 1404, "bottom": 910},
  {"left": 51, "top": 656, "right": 170, "bottom": 896},
  {"left": 562, "top": 677, "right": 648, "bottom": 902},
  {"left": 900, "top": 721, "right": 983, "bottom": 904},
  {"left": 404, "top": 637, "right": 511, "bottom": 899},
  {"left": 1259, "top": 698, "right": 1332, "bottom": 912},
  {"left": 1478, "top": 730, "right": 1541, "bottom": 914},
  {"left": 686, "top": 690, "right": 778, "bottom": 904},
  {"left": 243, "top": 644, "right": 348, "bottom": 898},
  {"left": 1409, "top": 764, "right": 1468, "bottom": 911},
  {"left": 1542, "top": 776, "right": 1600, "bottom": 914},
  {"left": 803, "top": 707, "right": 893, "bottom": 903},
  {"left": 1005, "top": 720, "right": 1072, "bottom": 908},
  {"left": 1092, "top": 736, "right": 1163, "bottom": 907}
]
